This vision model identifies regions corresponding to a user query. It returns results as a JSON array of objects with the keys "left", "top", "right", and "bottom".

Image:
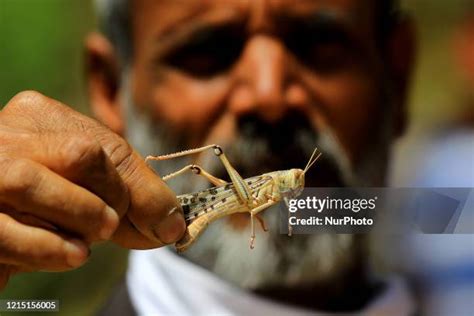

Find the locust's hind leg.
[
  {"left": 159, "top": 164, "right": 228, "bottom": 186},
  {"left": 148, "top": 144, "right": 254, "bottom": 206},
  {"left": 146, "top": 144, "right": 220, "bottom": 162}
]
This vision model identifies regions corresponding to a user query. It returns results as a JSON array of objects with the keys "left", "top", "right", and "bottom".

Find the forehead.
[{"left": 131, "top": 0, "right": 377, "bottom": 49}]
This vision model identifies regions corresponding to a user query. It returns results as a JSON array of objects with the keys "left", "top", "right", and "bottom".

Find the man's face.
[
  {"left": 116, "top": 0, "right": 402, "bottom": 288},
  {"left": 129, "top": 0, "right": 389, "bottom": 173}
]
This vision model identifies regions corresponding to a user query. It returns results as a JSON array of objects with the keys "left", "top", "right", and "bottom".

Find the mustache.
[{"left": 199, "top": 111, "right": 351, "bottom": 188}]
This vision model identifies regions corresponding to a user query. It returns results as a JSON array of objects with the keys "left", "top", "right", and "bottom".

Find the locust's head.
[
  {"left": 279, "top": 148, "right": 321, "bottom": 199},
  {"left": 279, "top": 169, "right": 305, "bottom": 199}
]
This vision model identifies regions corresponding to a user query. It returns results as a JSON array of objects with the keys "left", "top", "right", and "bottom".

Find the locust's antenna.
[
  {"left": 303, "top": 148, "right": 317, "bottom": 171},
  {"left": 303, "top": 148, "right": 322, "bottom": 174}
]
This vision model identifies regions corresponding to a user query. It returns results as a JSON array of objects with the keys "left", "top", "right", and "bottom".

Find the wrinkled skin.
[{"left": 0, "top": 91, "right": 186, "bottom": 290}]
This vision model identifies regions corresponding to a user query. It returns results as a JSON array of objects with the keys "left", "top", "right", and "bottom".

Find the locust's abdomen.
[
  {"left": 174, "top": 174, "right": 274, "bottom": 252},
  {"left": 175, "top": 198, "right": 243, "bottom": 252}
]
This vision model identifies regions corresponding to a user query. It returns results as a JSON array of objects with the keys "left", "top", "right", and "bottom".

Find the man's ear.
[
  {"left": 384, "top": 13, "right": 417, "bottom": 138},
  {"left": 85, "top": 32, "right": 124, "bottom": 135}
]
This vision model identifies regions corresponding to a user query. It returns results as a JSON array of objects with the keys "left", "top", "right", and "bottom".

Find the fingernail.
[
  {"left": 99, "top": 206, "right": 119, "bottom": 240},
  {"left": 153, "top": 206, "right": 186, "bottom": 244},
  {"left": 64, "top": 239, "right": 89, "bottom": 268}
]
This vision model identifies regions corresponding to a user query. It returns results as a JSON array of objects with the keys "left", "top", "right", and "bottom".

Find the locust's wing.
[{"left": 177, "top": 175, "right": 272, "bottom": 222}]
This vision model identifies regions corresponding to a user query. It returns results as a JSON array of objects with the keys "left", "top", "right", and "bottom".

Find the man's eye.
[
  {"left": 161, "top": 27, "right": 245, "bottom": 78},
  {"left": 285, "top": 26, "right": 354, "bottom": 74}
]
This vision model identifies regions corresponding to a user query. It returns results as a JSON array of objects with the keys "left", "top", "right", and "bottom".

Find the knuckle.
[
  {"left": 101, "top": 138, "right": 132, "bottom": 215},
  {"left": 29, "top": 245, "right": 61, "bottom": 266},
  {"left": 0, "top": 158, "right": 40, "bottom": 196},
  {"left": 106, "top": 138, "right": 133, "bottom": 170},
  {"left": 21, "top": 239, "right": 68, "bottom": 269},
  {"left": 4, "top": 90, "right": 47, "bottom": 111},
  {"left": 97, "top": 210, "right": 119, "bottom": 241},
  {"left": 61, "top": 135, "right": 104, "bottom": 170},
  {"left": 86, "top": 206, "right": 110, "bottom": 238},
  {"left": 42, "top": 244, "right": 70, "bottom": 267},
  {"left": 69, "top": 201, "right": 112, "bottom": 241},
  {"left": 104, "top": 138, "right": 138, "bottom": 181},
  {"left": 0, "top": 215, "right": 29, "bottom": 262}
]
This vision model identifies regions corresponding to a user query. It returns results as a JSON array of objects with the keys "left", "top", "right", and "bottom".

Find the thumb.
[
  {"left": 116, "top": 148, "right": 186, "bottom": 247},
  {"left": 82, "top": 120, "right": 186, "bottom": 248}
]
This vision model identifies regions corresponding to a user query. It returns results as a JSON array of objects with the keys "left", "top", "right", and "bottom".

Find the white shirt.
[{"left": 127, "top": 248, "right": 414, "bottom": 316}]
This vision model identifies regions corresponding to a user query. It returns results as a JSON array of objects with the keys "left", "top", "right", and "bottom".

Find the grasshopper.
[{"left": 146, "top": 144, "right": 321, "bottom": 252}]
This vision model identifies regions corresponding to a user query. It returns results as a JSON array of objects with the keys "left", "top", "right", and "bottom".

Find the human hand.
[{"left": 0, "top": 91, "right": 185, "bottom": 290}]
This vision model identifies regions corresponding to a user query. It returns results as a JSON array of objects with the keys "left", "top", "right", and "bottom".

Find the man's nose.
[{"left": 230, "top": 35, "right": 300, "bottom": 122}]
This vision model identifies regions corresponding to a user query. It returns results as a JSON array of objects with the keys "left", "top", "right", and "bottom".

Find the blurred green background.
[{"left": 0, "top": 0, "right": 472, "bottom": 315}]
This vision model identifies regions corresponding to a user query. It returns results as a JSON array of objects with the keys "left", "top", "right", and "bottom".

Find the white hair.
[{"left": 94, "top": 0, "right": 131, "bottom": 62}]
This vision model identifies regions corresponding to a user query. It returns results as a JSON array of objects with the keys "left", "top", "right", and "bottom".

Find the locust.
[{"left": 146, "top": 144, "right": 321, "bottom": 252}]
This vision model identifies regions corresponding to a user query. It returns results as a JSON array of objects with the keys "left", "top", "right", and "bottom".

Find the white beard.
[{"left": 183, "top": 212, "right": 356, "bottom": 288}]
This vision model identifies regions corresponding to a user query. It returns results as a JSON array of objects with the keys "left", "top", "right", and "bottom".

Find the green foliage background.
[{"left": 0, "top": 0, "right": 472, "bottom": 315}]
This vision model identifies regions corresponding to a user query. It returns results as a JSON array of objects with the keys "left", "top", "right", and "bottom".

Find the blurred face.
[{"left": 117, "top": 0, "right": 402, "bottom": 289}]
